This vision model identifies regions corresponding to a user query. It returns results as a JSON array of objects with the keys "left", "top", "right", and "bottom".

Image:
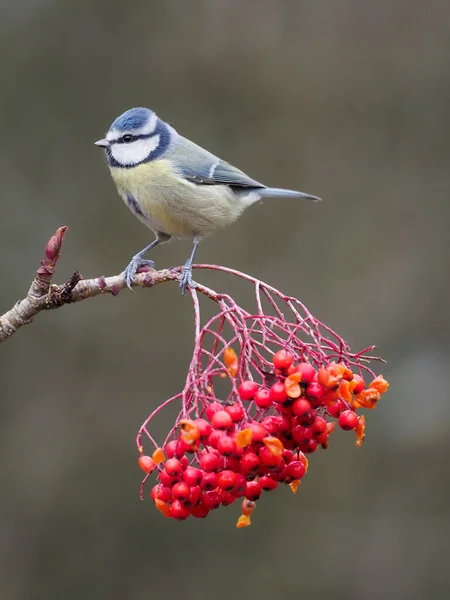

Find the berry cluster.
[{"left": 137, "top": 349, "right": 389, "bottom": 527}]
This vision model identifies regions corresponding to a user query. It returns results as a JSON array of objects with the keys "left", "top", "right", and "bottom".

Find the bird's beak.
[{"left": 95, "top": 138, "right": 109, "bottom": 148}]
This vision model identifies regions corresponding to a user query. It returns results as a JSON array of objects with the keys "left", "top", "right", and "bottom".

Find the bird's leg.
[
  {"left": 180, "top": 237, "right": 200, "bottom": 295},
  {"left": 124, "top": 233, "right": 171, "bottom": 290}
]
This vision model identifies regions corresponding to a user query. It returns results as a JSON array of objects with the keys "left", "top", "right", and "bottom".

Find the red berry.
[
  {"left": 270, "top": 382, "right": 288, "bottom": 404},
  {"left": 292, "top": 398, "right": 312, "bottom": 418},
  {"left": 248, "top": 422, "right": 267, "bottom": 443},
  {"left": 158, "top": 469, "right": 176, "bottom": 487},
  {"left": 195, "top": 418, "right": 212, "bottom": 440},
  {"left": 190, "top": 502, "right": 209, "bottom": 518},
  {"left": 296, "top": 411, "right": 316, "bottom": 428},
  {"left": 205, "top": 401, "right": 223, "bottom": 422},
  {"left": 138, "top": 456, "right": 156, "bottom": 474},
  {"left": 338, "top": 410, "right": 359, "bottom": 431},
  {"left": 202, "top": 490, "right": 222, "bottom": 510},
  {"left": 286, "top": 460, "right": 306, "bottom": 480},
  {"left": 217, "top": 470, "right": 237, "bottom": 492},
  {"left": 267, "top": 415, "right": 292, "bottom": 436},
  {"left": 177, "top": 438, "right": 193, "bottom": 456},
  {"left": 172, "top": 481, "right": 191, "bottom": 501},
  {"left": 327, "top": 400, "right": 346, "bottom": 418},
  {"left": 254, "top": 388, "right": 272, "bottom": 409},
  {"left": 184, "top": 485, "right": 203, "bottom": 507},
  {"left": 245, "top": 480, "right": 262, "bottom": 501},
  {"left": 183, "top": 466, "right": 203, "bottom": 487},
  {"left": 282, "top": 449, "right": 293, "bottom": 464},
  {"left": 277, "top": 415, "right": 292, "bottom": 434},
  {"left": 232, "top": 473, "right": 247, "bottom": 497},
  {"left": 297, "top": 362, "right": 316, "bottom": 385},
  {"left": 261, "top": 415, "right": 282, "bottom": 435},
  {"left": 240, "top": 452, "right": 260, "bottom": 476},
  {"left": 270, "top": 463, "right": 289, "bottom": 482},
  {"left": 258, "top": 475, "right": 278, "bottom": 491},
  {"left": 223, "top": 456, "right": 241, "bottom": 471},
  {"left": 273, "top": 349, "right": 294, "bottom": 371},
  {"left": 211, "top": 410, "right": 233, "bottom": 430},
  {"left": 306, "top": 382, "right": 324, "bottom": 406},
  {"left": 200, "top": 471, "right": 218, "bottom": 491},
  {"left": 238, "top": 380, "right": 260, "bottom": 401},
  {"left": 229, "top": 441, "right": 244, "bottom": 459},
  {"left": 311, "top": 416, "right": 327, "bottom": 437},
  {"left": 199, "top": 452, "right": 219, "bottom": 473},
  {"left": 259, "top": 446, "right": 283, "bottom": 468},
  {"left": 151, "top": 484, "right": 172, "bottom": 504},
  {"left": 298, "top": 438, "right": 318, "bottom": 454},
  {"left": 216, "top": 435, "right": 237, "bottom": 456},
  {"left": 316, "top": 431, "right": 328, "bottom": 445},
  {"left": 225, "top": 403, "right": 245, "bottom": 422},
  {"left": 352, "top": 374, "right": 365, "bottom": 394},
  {"left": 281, "top": 435, "right": 296, "bottom": 450},
  {"left": 170, "top": 500, "right": 190, "bottom": 520},
  {"left": 164, "top": 441, "right": 179, "bottom": 459},
  {"left": 219, "top": 490, "right": 237, "bottom": 506},
  {"left": 292, "top": 425, "right": 312, "bottom": 444},
  {"left": 164, "top": 458, "right": 183, "bottom": 478},
  {"left": 208, "top": 429, "right": 226, "bottom": 448}
]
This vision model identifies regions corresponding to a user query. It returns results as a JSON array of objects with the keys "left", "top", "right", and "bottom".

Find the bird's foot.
[
  {"left": 179, "top": 263, "right": 197, "bottom": 295},
  {"left": 124, "top": 256, "right": 155, "bottom": 290}
]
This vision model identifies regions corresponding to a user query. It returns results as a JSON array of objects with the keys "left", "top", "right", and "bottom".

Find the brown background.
[{"left": 1, "top": 2, "right": 449, "bottom": 599}]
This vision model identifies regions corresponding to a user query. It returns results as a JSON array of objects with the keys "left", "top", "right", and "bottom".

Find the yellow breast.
[
  {"left": 110, "top": 160, "right": 190, "bottom": 235},
  {"left": 109, "top": 159, "right": 241, "bottom": 238}
]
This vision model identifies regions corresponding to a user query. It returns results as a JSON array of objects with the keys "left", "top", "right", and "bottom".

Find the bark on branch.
[{"left": 0, "top": 226, "right": 205, "bottom": 343}]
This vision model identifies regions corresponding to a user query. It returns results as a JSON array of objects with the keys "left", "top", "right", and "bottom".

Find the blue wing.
[{"left": 167, "top": 134, "right": 265, "bottom": 189}]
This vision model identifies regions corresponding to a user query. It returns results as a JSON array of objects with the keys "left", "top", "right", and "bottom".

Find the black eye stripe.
[{"left": 113, "top": 132, "right": 154, "bottom": 145}]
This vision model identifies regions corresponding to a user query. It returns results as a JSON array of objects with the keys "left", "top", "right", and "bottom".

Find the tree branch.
[{"left": 0, "top": 226, "right": 202, "bottom": 344}]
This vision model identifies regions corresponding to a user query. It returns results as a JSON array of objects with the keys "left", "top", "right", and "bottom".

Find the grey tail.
[{"left": 259, "top": 187, "right": 321, "bottom": 202}]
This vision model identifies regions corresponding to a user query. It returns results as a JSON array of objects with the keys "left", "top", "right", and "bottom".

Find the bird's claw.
[
  {"left": 179, "top": 264, "right": 197, "bottom": 295},
  {"left": 124, "top": 257, "right": 155, "bottom": 291}
]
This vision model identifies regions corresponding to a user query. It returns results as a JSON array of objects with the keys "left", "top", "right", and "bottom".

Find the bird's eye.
[{"left": 122, "top": 134, "right": 134, "bottom": 143}]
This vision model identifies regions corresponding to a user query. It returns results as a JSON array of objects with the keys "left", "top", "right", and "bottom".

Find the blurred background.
[{"left": 1, "top": 1, "right": 449, "bottom": 598}]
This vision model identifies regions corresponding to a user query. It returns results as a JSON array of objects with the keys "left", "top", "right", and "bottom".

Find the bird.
[{"left": 95, "top": 107, "right": 321, "bottom": 294}]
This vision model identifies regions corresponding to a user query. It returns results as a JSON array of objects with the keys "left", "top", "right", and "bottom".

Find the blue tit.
[{"left": 95, "top": 107, "right": 320, "bottom": 294}]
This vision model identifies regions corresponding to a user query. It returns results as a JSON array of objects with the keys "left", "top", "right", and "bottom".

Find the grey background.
[{"left": 1, "top": 1, "right": 449, "bottom": 599}]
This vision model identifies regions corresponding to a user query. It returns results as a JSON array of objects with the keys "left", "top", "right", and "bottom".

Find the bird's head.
[{"left": 95, "top": 107, "right": 171, "bottom": 168}]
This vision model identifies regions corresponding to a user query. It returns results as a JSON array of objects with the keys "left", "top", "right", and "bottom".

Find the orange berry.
[
  {"left": 354, "top": 388, "right": 381, "bottom": 409},
  {"left": 289, "top": 480, "right": 301, "bottom": 494},
  {"left": 326, "top": 422, "right": 336, "bottom": 435},
  {"left": 236, "top": 428, "right": 253, "bottom": 448},
  {"left": 241, "top": 499, "right": 256, "bottom": 517},
  {"left": 298, "top": 452, "right": 309, "bottom": 472},
  {"left": 339, "top": 380, "right": 352, "bottom": 403},
  {"left": 369, "top": 375, "right": 389, "bottom": 395},
  {"left": 138, "top": 455, "right": 156, "bottom": 474},
  {"left": 154, "top": 498, "right": 171, "bottom": 518},
  {"left": 350, "top": 374, "right": 365, "bottom": 394},
  {"left": 355, "top": 415, "right": 366, "bottom": 447},
  {"left": 179, "top": 419, "right": 201, "bottom": 445},
  {"left": 284, "top": 372, "right": 302, "bottom": 399},
  {"left": 262, "top": 436, "right": 284, "bottom": 457},
  {"left": 151, "top": 447, "right": 165, "bottom": 464},
  {"left": 339, "top": 364, "right": 354, "bottom": 382},
  {"left": 318, "top": 366, "right": 339, "bottom": 390},
  {"left": 224, "top": 347, "right": 238, "bottom": 367},
  {"left": 224, "top": 347, "right": 238, "bottom": 377},
  {"left": 236, "top": 514, "right": 251, "bottom": 528}
]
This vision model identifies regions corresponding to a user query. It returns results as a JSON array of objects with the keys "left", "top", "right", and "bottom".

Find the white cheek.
[{"left": 110, "top": 135, "right": 160, "bottom": 166}]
